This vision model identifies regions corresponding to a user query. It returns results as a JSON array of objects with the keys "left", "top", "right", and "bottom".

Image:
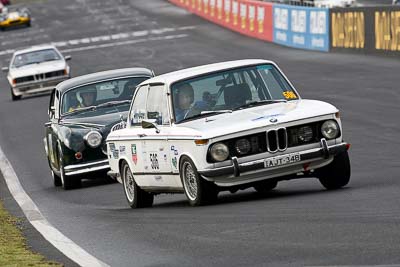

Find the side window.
[
  {"left": 130, "top": 85, "right": 148, "bottom": 126},
  {"left": 146, "top": 85, "right": 169, "bottom": 125}
]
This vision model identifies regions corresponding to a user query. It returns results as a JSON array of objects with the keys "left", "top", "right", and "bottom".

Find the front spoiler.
[
  {"left": 198, "top": 139, "right": 348, "bottom": 180},
  {"left": 64, "top": 159, "right": 110, "bottom": 176}
]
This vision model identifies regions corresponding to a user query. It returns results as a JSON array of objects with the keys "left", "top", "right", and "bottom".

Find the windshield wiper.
[
  {"left": 179, "top": 110, "right": 232, "bottom": 123},
  {"left": 234, "top": 99, "right": 287, "bottom": 110},
  {"left": 63, "top": 105, "right": 97, "bottom": 116},
  {"left": 95, "top": 100, "right": 131, "bottom": 109},
  {"left": 42, "top": 58, "right": 59, "bottom": 62},
  {"left": 16, "top": 61, "right": 41, "bottom": 68},
  {"left": 200, "top": 110, "right": 232, "bottom": 115}
]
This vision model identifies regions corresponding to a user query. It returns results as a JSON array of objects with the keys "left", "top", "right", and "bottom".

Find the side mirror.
[
  {"left": 64, "top": 55, "right": 72, "bottom": 61},
  {"left": 2, "top": 67, "right": 9, "bottom": 72},
  {"left": 141, "top": 119, "right": 160, "bottom": 133}
]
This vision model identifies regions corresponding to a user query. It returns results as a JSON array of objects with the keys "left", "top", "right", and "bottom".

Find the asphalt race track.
[{"left": 1, "top": 0, "right": 400, "bottom": 266}]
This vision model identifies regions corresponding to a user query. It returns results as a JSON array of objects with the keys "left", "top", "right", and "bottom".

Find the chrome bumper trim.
[
  {"left": 64, "top": 159, "right": 110, "bottom": 176},
  {"left": 198, "top": 139, "right": 347, "bottom": 178}
]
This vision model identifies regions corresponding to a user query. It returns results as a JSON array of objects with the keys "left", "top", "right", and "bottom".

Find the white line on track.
[
  {"left": 0, "top": 146, "right": 109, "bottom": 267},
  {"left": 0, "top": 25, "right": 196, "bottom": 57},
  {"left": 60, "top": 34, "right": 189, "bottom": 53}
]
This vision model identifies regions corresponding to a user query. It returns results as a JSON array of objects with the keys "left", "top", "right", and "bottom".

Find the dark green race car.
[{"left": 44, "top": 68, "right": 154, "bottom": 189}]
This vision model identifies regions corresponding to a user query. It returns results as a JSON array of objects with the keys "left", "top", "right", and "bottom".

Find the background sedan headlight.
[
  {"left": 321, "top": 120, "right": 339, "bottom": 139},
  {"left": 84, "top": 131, "right": 102, "bottom": 148},
  {"left": 210, "top": 143, "right": 229, "bottom": 162}
]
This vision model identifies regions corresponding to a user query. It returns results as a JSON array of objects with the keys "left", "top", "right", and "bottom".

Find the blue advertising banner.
[{"left": 273, "top": 4, "right": 329, "bottom": 52}]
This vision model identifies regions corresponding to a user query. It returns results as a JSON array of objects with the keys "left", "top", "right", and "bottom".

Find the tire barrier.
[{"left": 169, "top": 0, "right": 400, "bottom": 54}]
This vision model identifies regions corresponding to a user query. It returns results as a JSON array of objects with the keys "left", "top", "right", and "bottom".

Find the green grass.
[{"left": 0, "top": 200, "right": 62, "bottom": 267}]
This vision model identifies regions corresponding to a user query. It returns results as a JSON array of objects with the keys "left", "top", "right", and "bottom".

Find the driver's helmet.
[{"left": 77, "top": 86, "right": 97, "bottom": 104}]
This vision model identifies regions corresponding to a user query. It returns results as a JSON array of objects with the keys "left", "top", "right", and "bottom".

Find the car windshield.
[
  {"left": 61, "top": 76, "right": 148, "bottom": 116},
  {"left": 171, "top": 64, "right": 298, "bottom": 123},
  {"left": 12, "top": 49, "right": 61, "bottom": 68}
]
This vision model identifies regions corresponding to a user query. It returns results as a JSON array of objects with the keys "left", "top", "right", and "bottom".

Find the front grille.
[
  {"left": 35, "top": 73, "right": 45, "bottom": 80},
  {"left": 10, "top": 20, "right": 21, "bottom": 24},
  {"left": 15, "top": 76, "right": 34, "bottom": 84},
  {"left": 267, "top": 128, "right": 287, "bottom": 153},
  {"left": 45, "top": 70, "right": 64, "bottom": 79}
]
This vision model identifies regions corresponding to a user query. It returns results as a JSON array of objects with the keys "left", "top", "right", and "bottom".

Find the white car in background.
[
  {"left": 2, "top": 45, "right": 71, "bottom": 100},
  {"left": 107, "top": 59, "right": 351, "bottom": 208}
]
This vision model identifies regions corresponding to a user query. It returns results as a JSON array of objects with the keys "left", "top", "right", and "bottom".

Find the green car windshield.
[
  {"left": 61, "top": 77, "right": 147, "bottom": 115},
  {"left": 171, "top": 64, "right": 298, "bottom": 123}
]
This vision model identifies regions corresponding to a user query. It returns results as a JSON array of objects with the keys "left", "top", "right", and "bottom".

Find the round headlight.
[
  {"left": 235, "top": 138, "right": 251, "bottom": 155},
  {"left": 210, "top": 143, "right": 229, "bottom": 162},
  {"left": 84, "top": 131, "right": 102, "bottom": 148},
  {"left": 298, "top": 126, "right": 313, "bottom": 142},
  {"left": 321, "top": 120, "right": 339, "bottom": 140}
]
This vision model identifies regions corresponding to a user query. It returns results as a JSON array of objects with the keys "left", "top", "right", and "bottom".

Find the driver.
[
  {"left": 79, "top": 87, "right": 97, "bottom": 107},
  {"left": 68, "top": 87, "right": 97, "bottom": 112},
  {"left": 174, "top": 83, "right": 194, "bottom": 122}
]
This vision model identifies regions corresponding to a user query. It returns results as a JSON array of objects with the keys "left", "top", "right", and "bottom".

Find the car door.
[
  {"left": 126, "top": 84, "right": 174, "bottom": 188},
  {"left": 142, "top": 84, "right": 171, "bottom": 175}
]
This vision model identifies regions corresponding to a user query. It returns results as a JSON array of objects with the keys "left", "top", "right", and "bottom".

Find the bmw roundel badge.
[{"left": 269, "top": 117, "right": 278, "bottom": 123}]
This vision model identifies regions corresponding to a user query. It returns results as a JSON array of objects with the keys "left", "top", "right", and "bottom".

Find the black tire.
[
  {"left": 26, "top": 21, "right": 31, "bottom": 27},
  {"left": 316, "top": 150, "right": 351, "bottom": 190},
  {"left": 10, "top": 87, "right": 21, "bottom": 101},
  {"left": 121, "top": 162, "right": 153, "bottom": 208},
  {"left": 58, "top": 146, "right": 81, "bottom": 190},
  {"left": 51, "top": 170, "right": 62, "bottom": 187},
  {"left": 254, "top": 180, "right": 278, "bottom": 194},
  {"left": 180, "top": 156, "right": 218, "bottom": 206}
]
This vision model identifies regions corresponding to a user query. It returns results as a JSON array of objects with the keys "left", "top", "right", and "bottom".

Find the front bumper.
[
  {"left": 198, "top": 139, "right": 348, "bottom": 186},
  {"left": 12, "top": 76, "right": 69, "bottom": 96},
  {"left": 64, "top": 159, "right": 110, "bottom": 176}
]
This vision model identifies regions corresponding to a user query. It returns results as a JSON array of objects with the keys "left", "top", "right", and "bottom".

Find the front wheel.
[
  {"left": 180, "top": 156, "right": 218, "bottom": 206},
  {"left": 10, "top": 87, "right": 21, "bottom": 101},
  {"left": 51, "top": 170, "right": 62, "bottom": 187},
  {"left": 316, "top": 150, "right": 351, "bottom": 190},
  {"left": 58, "top": 146, "right": 81, "bottom": 190},
  {"left": 121, "top": 162, "right": 153, "bottom": 208}
]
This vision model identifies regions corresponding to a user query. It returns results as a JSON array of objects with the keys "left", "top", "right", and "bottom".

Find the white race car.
[
  {"left": 107, "top": 59, "right": 351, "bottom": 208},
  {"left": 2, "top": 44, "right": 71, "bottom": 100}
]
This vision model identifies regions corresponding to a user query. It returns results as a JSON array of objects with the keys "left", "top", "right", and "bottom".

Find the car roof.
[
  {"left": 55, "top": 68, "right": 154, "bottom": 94},
  {"left": 139, "top": 59, "right": 274, "bottom": 86},
  {"left": 13, "top": 45, "right": 59, "bottom": 56}
]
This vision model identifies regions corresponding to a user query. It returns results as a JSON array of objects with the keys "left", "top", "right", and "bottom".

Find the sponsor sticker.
[
  {"left": 119, "top": 146, "right": 126, "bottom": 155},
  {"left": 172, "top": 157, "right": 178, "bottom": 169},
  {"left": 131, "top": 144, "right": 138, "bottom": 165}
]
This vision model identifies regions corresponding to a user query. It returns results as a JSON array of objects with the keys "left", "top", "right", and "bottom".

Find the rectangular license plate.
[{"left": 264, "top": 153, "right": 301, "bottom": 168}]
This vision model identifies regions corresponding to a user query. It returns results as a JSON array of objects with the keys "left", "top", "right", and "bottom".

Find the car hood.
[
  {"left": 56, "top": 109, "right": 128, "bottom": 152},
  {"left": 181, "top": 99, "right": 338, "bottom": 139},
  {"left": 9, "top": 60, "right": 67, "bottom": 78}
]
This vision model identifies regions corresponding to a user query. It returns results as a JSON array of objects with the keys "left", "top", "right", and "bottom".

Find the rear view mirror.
[
  {"left": 1, "top": 67, "right": 9, "bottom": 72},
  {"left": 64, "top": 55, "right": 72, "bottom": 61}
]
